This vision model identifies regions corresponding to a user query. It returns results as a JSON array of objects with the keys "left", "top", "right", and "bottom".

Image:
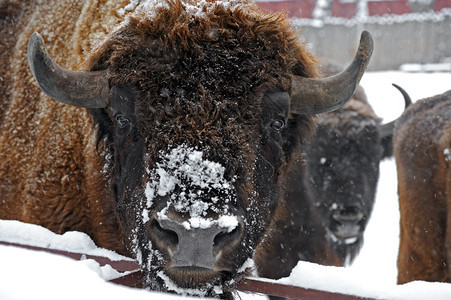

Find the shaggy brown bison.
[
  {"left": 256, "top": 80, "right": 410, "bottom": 281},
  {"left": 0, "top": 0, "right": 373, "bottom": 297},
  {"left": 395, "top": 88, "right": 451, "bottom": 284}
]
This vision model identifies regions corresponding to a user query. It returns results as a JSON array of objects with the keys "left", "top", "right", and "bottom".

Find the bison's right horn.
[
  {"left": 290, "top": 31, "right": 373, "bottom": 115},
  {"left": 27, "top": 32, "right": 109, "bottom": 108}
]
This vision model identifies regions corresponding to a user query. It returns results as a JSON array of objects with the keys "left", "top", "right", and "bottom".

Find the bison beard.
[{"left": 1, "top": 0, "right": 372, "bottom": 297}]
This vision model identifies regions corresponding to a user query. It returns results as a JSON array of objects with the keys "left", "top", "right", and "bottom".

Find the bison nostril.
[
  {"left": 151, "top": 219, "right": 179, "bottom": 247},
  {"left": 213, "top": 225, "right": 241, "bottom": 251}
]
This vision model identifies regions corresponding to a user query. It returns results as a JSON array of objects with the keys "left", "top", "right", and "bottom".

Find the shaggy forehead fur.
[{"left": 86, "top": 0, "right": 318, "bottom": 165}]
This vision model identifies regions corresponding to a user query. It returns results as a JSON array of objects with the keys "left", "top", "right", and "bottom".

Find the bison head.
[{"left": 27, "top": 0, "right": 372, "bottom": 296}]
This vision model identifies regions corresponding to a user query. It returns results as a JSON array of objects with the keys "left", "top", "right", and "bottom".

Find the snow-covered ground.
[{"left": 1, "top": 71, "right": 450, "bottom": 299}]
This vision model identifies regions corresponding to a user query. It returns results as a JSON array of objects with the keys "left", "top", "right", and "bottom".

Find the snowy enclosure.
[{"left": 1, "top": 70, "right": 450, "bottom": 299}]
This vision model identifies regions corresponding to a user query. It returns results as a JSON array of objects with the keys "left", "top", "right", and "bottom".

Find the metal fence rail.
[{"left": 0, "top": 240, "right": 373, "bottom": 300}]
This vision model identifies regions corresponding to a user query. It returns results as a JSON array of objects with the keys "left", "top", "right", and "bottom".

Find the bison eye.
[
  {"left": 116, "top": 114, "right": 130, "bottom": 128},
  {"left": 270, "top": 119, "right": 285, "bottom": 131}
]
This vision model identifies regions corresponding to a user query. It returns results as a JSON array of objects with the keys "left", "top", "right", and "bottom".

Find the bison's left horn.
[
  {"left": 291, "top": 31, "right": 373, "bottom": 114},
  {"left": 27, "top": 32, "right": 109, "bottom": 108}
]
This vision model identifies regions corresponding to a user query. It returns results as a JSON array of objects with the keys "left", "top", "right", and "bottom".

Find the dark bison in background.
[
  {"left": 0, "top": 0, "right": 373, "bottom": 297},
  {"left": 256, "top": 75, "right": 410, "bottom": 281},
  {"left": 306, "top": 78, "right": 411, "bottom": 265},
  {"left": 395, "top": 88, "right": 451, "bottom": 284}
]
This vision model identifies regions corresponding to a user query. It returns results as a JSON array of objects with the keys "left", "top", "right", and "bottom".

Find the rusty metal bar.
[
  {"left": 237, "top": 278, "right": 373, "bottom": 300},
  {"left": 109, "top": 270, "right": 145, "bottom": 287},
  {"left": 0, "top": 240, "right": 375, "bottom": 299}
]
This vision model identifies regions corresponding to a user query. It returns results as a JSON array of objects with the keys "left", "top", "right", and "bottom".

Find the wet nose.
[
  {"left": 151, "top": 215, "right": 242, "bottom": 269},
  {"left": 332, "top": 205, "right": 365, "bottom": 224}
]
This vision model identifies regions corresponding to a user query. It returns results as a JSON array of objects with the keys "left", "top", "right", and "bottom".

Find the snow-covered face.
[
  {"left": 139, "top": 144, "right": 245, "bottom": 293},
  {"left": 104, "top": 83, "right": 297, "bottom": 296}
]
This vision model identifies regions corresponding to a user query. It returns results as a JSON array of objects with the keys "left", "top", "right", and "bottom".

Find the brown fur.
[
  {"left": 0, "top": 0, "right": 135, "bottom": 256},
  {"left": 254, "top": 156, "right": 342, "bottom": 281},
  {"left": 0, "top": 0, "right": 25, "bottom": 126},
  {"left": 0, "top": 0, "right": 324, "bottom": 295},
  {"left": 394, "top": 90, "right": 451, "bottom": 284}
]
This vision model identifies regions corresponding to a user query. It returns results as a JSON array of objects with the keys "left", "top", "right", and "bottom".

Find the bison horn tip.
[{"left": 290, "top": 31, "right": 374, "bottom": 115}]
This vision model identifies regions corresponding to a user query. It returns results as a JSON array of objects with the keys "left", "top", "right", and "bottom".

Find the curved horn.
[
  {"left": 379, "top": 83, "right": 412, "bottom": 138},
  {"left": 27, "top": 32, "right": 109, "bottom": 108},
  {"left": 291, "top": 31, "right": 373, "bottom": 114}
]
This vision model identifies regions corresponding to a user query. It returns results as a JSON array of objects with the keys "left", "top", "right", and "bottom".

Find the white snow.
[
  {"left": 445, "top": 148, "right": 451, "bottom": 162},
  {"left": 117, "top": 0, "right": 141, "bottom": 16},
  {"left": 118, "top": 0, "right": 250, "bottom": 21},
  {"left": 400, "top": 63, "right": 451, "bottom": 73},
  {"left": 1, "top": 70, "right": 451, "bottom": 299},
  {"left": 146, "top": 144, "right": 236, "bottom": 220},
  {"left": 181, "top": 215, "right": 238, "bottom": 232},
  {"left": 292, "top": 8, "right": 451, "bottom": 27},
  {"left": 183, "top": 0, "right": 248, "bottom": 18},
  {"left": 0, "top": 220, "right": 129, "bottom": 262}
]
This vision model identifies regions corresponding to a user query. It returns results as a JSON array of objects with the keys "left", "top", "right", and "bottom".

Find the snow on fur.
[{"left": 146, "top": 145, "right": 237, "bottom": 220}]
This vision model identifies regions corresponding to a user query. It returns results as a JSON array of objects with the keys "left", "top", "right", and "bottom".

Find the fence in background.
[{"left": 290, "top": 9, "right": 451, "bottom": 71}]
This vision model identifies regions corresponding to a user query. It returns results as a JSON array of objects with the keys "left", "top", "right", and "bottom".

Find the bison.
[
  {"left": 305, "top": 81, "right": 411, "bottom": 265},
  {"left": 0, "top": 0, "right": 373, "bottom": 297},
  {"left": 256, "top": 80, "right": 410, "bottom": 280},
  {"left": 395, "top": 88, "right": 451, "bottom": 284}
]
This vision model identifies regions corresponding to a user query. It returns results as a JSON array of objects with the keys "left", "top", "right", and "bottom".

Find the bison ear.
[
  {"left": 27, "top": 32, "right": 109, "bottom": 108},
  {"left": 290, "top": 31, "right": 373, "bottom": 115}
]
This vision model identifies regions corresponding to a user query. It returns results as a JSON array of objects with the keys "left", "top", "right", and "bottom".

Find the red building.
[{"left": 255, "top": 0, "right": 451, "bottom": 19}]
